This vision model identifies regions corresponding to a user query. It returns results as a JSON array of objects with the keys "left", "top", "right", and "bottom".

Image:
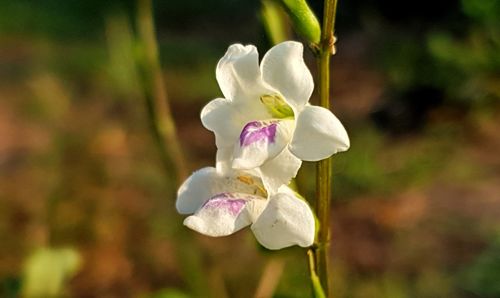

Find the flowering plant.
[
  {"left": 176, "top": 41, "right": 349, "bottom": 251},
  {"left": 176, "top": 167, "right": 315, "bottom": 249},
  {"left": 201, "top": 41, "right": 349, "bottom": 193}
]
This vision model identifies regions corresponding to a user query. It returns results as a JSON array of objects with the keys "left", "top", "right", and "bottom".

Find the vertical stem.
[
  {"left": 136, "top": 4, "right": 227, "bottom": 298},
  {"left": 137, "top": 0, "right": 189, "bottom": 184},
  {"left": 307, "top": 249, "right": 327, "bottom": 298},
  {"left": 313, "top": 0, "right": 339, "bottom": 296},
  {"left": 316, "top": 48, "right": 332, "bottom": 294}
]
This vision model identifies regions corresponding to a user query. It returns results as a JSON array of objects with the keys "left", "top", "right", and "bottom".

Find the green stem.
[
  {"left": 311, "top": 0, "right": 339, "bottom": 296},
  {"left": 137, "top": 0, "right": 189, "bottom": 184},
  {"left": 308, "top": 248, "right": 327, "bottom": 298},
  {"left": 315, "top": 52, "right": 333, "bottom": 296}
]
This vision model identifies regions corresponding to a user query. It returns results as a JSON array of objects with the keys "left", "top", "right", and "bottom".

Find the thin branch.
[
  {"left": 136, "top": 0, "right": 189, "bottom": 184},
  {"left": 312, "top": 0, "right": 339, "bottom": 296}
]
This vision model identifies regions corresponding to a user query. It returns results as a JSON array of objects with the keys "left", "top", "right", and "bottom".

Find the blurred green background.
[{"left": 0, "top": 0, "right": 499, "bottom": 297}]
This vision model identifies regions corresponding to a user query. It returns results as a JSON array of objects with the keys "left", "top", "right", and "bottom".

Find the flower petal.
[
  {"left": 290, "top": 105, "right": 350, "bottom": 161},
  {"left": 258, "top": 148, "right": 302, "bottom": 195},
  {"left": 176, "top": 167, "right": 267, "bottom": 214},
  {"left": 232, "top": 119, "right": 294, "bottom": 170},
  {"left": 251, "top": 190, "right": 315, "bottom": 249},
  {"left": 201, "top": 98, "right": 272, "bottom": 152},
  {"left": 201, "top": 98, "right": 240, "bottom": 148},
  {"left": 208, "top": 45, "right": 278, "bottom": 148},
  {"left": 260, "top": 41, "right": 313, "bottom": 111},
  {"left": 215, "top": 147, "right": 233, "bottom": 175},
  {"left": 176, "top": 167, "right": 218, "bottom": 214},
  {"left": 216, "top": 44, "right": 273, "bottom": 105},
  {"left": 184, "top": 192, "right": 267, "bottom": 237},
  {"left": 216, "top": 44, "right": 260, "bottom": 101}
]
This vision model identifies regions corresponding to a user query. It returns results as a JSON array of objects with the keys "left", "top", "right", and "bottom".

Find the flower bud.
[{"left": 279, "top": 0, "right": 321, "bottom": 44}]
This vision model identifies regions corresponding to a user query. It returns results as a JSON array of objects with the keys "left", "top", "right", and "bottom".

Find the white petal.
[
  {"left": 209, "top": 45, "right": 277, "bottom": 148},
  {"left": 216, "top": 44, "right": 273, "bottom": 105},
  {"left": 232, "top": 119, "right": 294, "bottom": 170},
  {"left": 184, "top": 193, "right": 267, "bottom": 237},
  {"left": 261, "top": 41, "right": 313, "bottom": 111},
  {"left": 201, "top": 98, "right": 240, "bottom": 148},
  {"left": 251, "top": 191, "right": 315, "bottom": 249},
  {"left": 290, "top": 105, "right": 350, "bottom": 161},
  {"left": 258, "top": 148, "right": 302, "bottom": 195},
  {"left": 215, "top": 147, "right": 233, "bottom": 175},
  {"left": 216, "top": 44, "right": 260, "bottom": 101},
  {"left": 176, "top": 167, "right": 218, "bottom": 214},
  {"left": 176, "top": 167, "right": 267, "bottom": 214}
]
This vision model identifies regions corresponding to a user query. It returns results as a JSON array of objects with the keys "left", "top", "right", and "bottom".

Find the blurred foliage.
[
  {"left": 459, "top": 235, "right": 500, "bottom": 297},
  {"left": 22, "top": 247, "right": 81, "bottom": 297},
  {"left": 0, "top": 0, "right": 131, "bottom": 38},
  {"left": 0, "top": 0, "right": 258, "bottom": 39},
  {"left": 370, "top": 0, "right": 500, "bottom": 106},
  {"left": 331, "top": 123, "right": 458, "bottom": 199},
  {"left": 145, "top": 288, "right": 190, "bottom": 298},
  {"left": 1, "top": 0, "right": 500, "bottom": 297},
  {"left": 0, "top": 277, "right": 21, "bottom": 298}
]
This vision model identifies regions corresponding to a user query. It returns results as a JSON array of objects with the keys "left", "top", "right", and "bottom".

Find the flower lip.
[
  {"left": 239, "top": 121, "right": 278, "bottom": 147},
  {"left": 201, "top": 193, "right": 250, "bottom": 216},
  {"left": 176, "top": 166, "right": 316, "bottom": 249},
  {"left": 232, "top": 119, "right": 294, "bottom": 171}
]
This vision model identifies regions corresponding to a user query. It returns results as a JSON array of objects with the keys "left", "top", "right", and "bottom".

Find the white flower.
[
  {"left": 201, "top": 41, "right": 349, "bottom": 194},
  {"left": 176, "top": 167, "right": 315, "bottom": 250}
]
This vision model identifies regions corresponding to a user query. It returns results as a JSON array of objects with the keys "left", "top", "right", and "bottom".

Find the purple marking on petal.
[
  {"left": 202, "top": 193, "right": 248, "bottom": 216},
  {"left": 239, "top": 121, "right": 277, "bottom": 147}
]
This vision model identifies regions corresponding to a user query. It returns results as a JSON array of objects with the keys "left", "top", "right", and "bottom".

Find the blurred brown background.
[{"left": 0, "top": 0, "right": 499, "bottom": 297}]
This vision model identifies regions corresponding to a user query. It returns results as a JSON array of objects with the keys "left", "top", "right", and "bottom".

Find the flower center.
[
  {"left": 236, "top": 174, "right": 268, "bottom": 197},
  {"left": 259, "top": 94, "right": 294, "bottom": 119}
]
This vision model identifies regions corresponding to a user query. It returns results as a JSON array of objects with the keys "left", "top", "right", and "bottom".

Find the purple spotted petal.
[
  {"left": 184, "top": 192, "right": 267, "bottom": 237},
  {"left": 233, "top": 119, "right": 294, "bottom": 170},
  {"left": 239, "top": 121, "right": 277, "bottom": 147},
  {"left": 202, "top": 193, "right": 248, "bottom": 216}
]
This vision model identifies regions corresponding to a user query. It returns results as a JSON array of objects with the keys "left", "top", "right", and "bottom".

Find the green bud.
[
  {"left": 279, "top": 0, "right": 321, "bottom": 44},
  {"left": 261, "top": 0, "right": 289, "bottom": 45},
  {"left": 260, "top": 94, "right": 295, "bottom": 118}
]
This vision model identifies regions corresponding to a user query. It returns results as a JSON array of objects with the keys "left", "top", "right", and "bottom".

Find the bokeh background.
[{"left": 1, "top": 0, "right": 499, "bottom": 297}]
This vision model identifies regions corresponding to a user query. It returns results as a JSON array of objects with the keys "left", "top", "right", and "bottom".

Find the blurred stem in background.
[
  {"left": 253, "top": 257, "right": 286, "bottom": 298},
  {"left": 135, "top": 1, "right": 228, "bottom": 297},
  {"left": 312, "top": 0, "right": 338, "bottom": 296},
  {"left": 136, "top": 0, "right": 188, "bottom": 186}
]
